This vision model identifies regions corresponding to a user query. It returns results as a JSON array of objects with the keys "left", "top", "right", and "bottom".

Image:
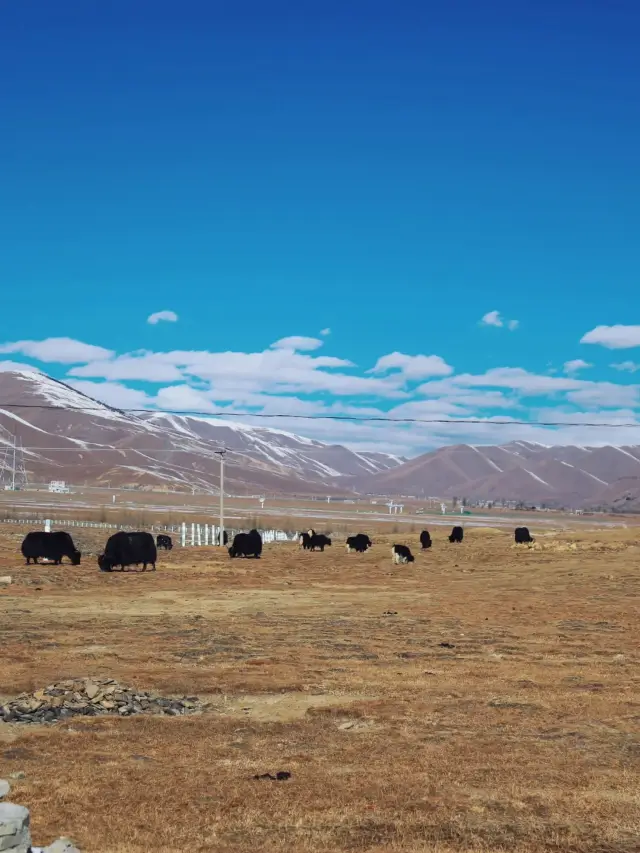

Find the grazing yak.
[
  {"left": 345, "top": 533, "right": 372, "bottom": 553},
  {"left": 392, "top": 544, "right": 415, "bottom": 564},
  {"left": 448, "top": 526, "right": 464, "bottom": 543},
  {"left": 21, "top": 531, "right": 81, "bottom": 566},
  {"left": 156, "top": 534, "right": 173, "bottom": 550},
  {"left": 309, "top": 533, "right": 331, "bottom": 551},
  {"left": 298, "top": 532, "right": 312, "bottom": 549},
  {"left": 419, "top": 530, "right": 432, "bottom": 550},
  {"left": 299, "top": 532, "right": 331, "bottom": 551},
  {"left": 514, "top": 526, "right": 534, "bottom": 544},
  {"left": 229, "top": 529, "right": 262, "bottom": 558},
  {"left": 98, "top": 531, "right": 157, "bottom": 572}
]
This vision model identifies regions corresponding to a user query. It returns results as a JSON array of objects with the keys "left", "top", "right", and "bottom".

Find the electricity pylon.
[{"left": 0, "top": 427, "right": 28, "bottom": 490}]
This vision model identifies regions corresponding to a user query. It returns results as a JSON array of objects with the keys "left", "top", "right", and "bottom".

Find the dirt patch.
[
  {"left": 212, "top": 691, "right": 372, "bottom": 722},
  {"left": 467, "top": 526, "right": 507, "bottom": 536}
]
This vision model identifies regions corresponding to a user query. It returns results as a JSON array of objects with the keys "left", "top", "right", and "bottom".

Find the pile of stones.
[
  {"left": 1, "top": 678, "right": 210, "bottom": 725},
  {"left": 0, "top": 778, "right": 80, "bottom": 853}
]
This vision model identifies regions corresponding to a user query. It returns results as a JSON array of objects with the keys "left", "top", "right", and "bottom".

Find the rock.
[
  {"left": 0, "top": 679, "right": 209, "bottom": 726},
  {"left": 0, "top": 800, "right": 28, "bottom": 826},
  {"left": 338, "top": 721, "right": 356, "bottom": 730},
  {"left": 0, "top": 782, "right": 9, "bottom": 800},
  {"left": 84, "top": 682, "right": 99, "bottom": 700},
  {"left": 0, "top": 577, "right": 11, "bottom": 586},
  {"left": 7, "top": 774, "right": 24, "bottom": 781},
  {"left": 0, "top": 802, "right": 31, "bottom": 853},
  {"left": 43, "top": 838, "right": 81, "bottom": 853}
]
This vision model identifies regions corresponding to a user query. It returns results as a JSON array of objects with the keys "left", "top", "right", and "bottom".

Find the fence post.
[
  {"left": 181, "top": 522, "right": 186, "bottom": 547},
  {"left": 204, "top": 525, "right": 209, "bottom": 546},
  {"left": 196, "top": 524, "right": 202, "bottom": 546},
  {"left": 44, "top": 519, "right": 51, "bottom": 532},
  {"left": 190, "top": 523, "right": 195, "bottom": 546}
]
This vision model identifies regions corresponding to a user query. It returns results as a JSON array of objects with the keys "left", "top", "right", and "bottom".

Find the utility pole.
[
  {"left": 11, "top": 437, "right": 16, "bottom": 492},
  {"left": 218, "top": 448, "right": 225, "bottom": 546}
]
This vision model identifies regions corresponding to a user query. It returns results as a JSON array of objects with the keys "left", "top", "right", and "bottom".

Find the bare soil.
[{"left": 1, "top": 523, "right": 639, "bottom": 852}]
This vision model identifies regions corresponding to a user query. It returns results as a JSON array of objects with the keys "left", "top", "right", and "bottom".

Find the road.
[{"left": 0, "top": 491, "right": 629, "bottom": 529}]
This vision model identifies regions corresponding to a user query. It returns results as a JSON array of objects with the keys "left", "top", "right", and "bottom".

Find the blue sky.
[{"left": 2, "top": 0, "right": 640, "bottom": 454}]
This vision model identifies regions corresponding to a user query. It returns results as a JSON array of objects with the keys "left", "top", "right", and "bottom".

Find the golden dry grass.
[{"left": 1, "top": 523, "right": 639, "bottom": 852}]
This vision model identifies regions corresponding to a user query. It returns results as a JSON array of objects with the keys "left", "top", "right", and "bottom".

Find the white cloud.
[
  {"left": 67, "top": 380, "right": 153, "bottom": 410},
  {"left": 417, "top": 367, "right": 640, "bottom": 410},
  {"left": 563, "top": 359, "right": 592, "bottom": 374},
  {"left": 417, "top": 364, "right": 640, "bottom": 415},
  {"left": 370, "top": 352, "right": 454, "bottom": 380},
  {"left": 581, "top": 325, "right": 640, "bottom": 349},
  {"left": 0, "top": 360, "right": 43, "bottom": 374},
  {"left": 566, "top": 383, "right": 640, "bottom": 408},
  {"left": 480, "top": 311, "right": 519, "bottom": 330},
  {"left": 7, "top": 332, "right": 640, "bottom": 456},
  {"left": 413, "top": 390, "right": 517, "bottom": 410},
  {"left": 147, "top": 310, "right": 179, "bottom": 325},
  {"left": 419, "top": 367, "right": 584, "bottom": 396},
  {"left": 69, "top": 353, "right": 184, "bottom": 383},
  {"left": 68, "top": 346, "right": 402, "bottom": 398},
  {"left": 271, "top": 336, "right": 324, "bottom": 352},
  {"left": 66, "top": 374, "right": 629, "bottom": 457},
  {"left": 155, "top": 384, "right": 218, "bottom": 413},
  {"left": 611, "top": 361, "right": 640, "bottom": 373},
  {"left": 481, "top": 310, "right": 503, "bottom": 327},
  {"left": 0, "top": 338, "right": 114, "bottom": 364},
  {"left": 320, "top": 328, "right": 331, "bottom": 336}
]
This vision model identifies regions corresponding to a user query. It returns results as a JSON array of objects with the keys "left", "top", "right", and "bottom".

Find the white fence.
[{"left": 0, "top": 518, "right": 298, "bottom": 546}]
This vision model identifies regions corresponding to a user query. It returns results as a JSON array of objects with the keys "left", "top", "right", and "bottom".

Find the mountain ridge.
[
  {"left": 0, "top": 370, "right": 405, "bottom": 494},
  {"left": 0, "top": 369, "right": 636, "bottom": 507},
  {"left": 357, "top": 440, "right": 640, "bottom": 507}
]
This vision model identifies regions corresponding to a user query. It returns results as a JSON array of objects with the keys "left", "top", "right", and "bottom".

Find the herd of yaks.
[
  {"left": 300, "top": 524, "right": 535, "bottom": 565},
  {"left": 17, "top": 524, "right": 535, "bottom": 572}
]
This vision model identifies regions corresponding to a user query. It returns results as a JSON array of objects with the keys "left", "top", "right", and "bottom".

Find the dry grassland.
[{"left": 1, "top": 523, "right": 639, "bottom": 852}]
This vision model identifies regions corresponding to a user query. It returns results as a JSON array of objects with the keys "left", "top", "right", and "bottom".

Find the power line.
[{"left": 0, "top": 401, "right": 638, "bottom": 428}]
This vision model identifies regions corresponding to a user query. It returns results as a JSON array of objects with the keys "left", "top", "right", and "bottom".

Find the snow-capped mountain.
[
  {"left": 357, "top": 440, "right": 640, "bottom": 508},
  {"left": 1, "top": 370, "right": 637, "bottom": 507},
  {"left": 0, "top": 370, "right": 405, "bottom": 494}
]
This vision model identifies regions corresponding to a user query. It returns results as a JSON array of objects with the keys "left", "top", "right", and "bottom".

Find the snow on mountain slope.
[
  {"left": 356, "top": 440, "right": 640, "bottom": 507},
  {"left": 0, "top": 370, "right": 403, "bottom": 493},
  {"left": 139, "top": 412, "right": 404, "bottom": 481},
  {"left": 2, "top": 370, "right": 637, "bottom": 506}
]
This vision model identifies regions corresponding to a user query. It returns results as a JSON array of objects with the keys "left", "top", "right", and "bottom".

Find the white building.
[{"left": 48, "top": 480, "right": 70, "bottom": 494}]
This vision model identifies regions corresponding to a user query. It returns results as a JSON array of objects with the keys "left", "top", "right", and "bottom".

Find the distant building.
[{"left": 48, "top": 480, "right": 70, "bottom": 494}]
